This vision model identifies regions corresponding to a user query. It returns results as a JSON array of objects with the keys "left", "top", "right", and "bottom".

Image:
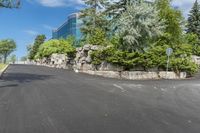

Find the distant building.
[{"left": 52, "top": 13, "right": 82, "bottom": 41}]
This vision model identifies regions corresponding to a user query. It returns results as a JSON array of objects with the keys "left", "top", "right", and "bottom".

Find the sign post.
[{"left": 166, "top": 48, "right": 173, "bottom": 79}]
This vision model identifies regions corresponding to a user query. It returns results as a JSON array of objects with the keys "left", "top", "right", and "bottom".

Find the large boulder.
[
  {"left": 97, "top": 62, "right": 123, "bottom": 71},
  {"left": 83, "top": 44, "right": 91, "bottom": 51},
  {"left": 192, "top": 55, "right": 200, "bottom": 65}
]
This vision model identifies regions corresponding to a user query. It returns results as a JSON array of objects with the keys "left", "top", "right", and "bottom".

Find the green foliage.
[
  {"left": 155, "top": 0, "right": 184, "bottom": 47},
  {"left": 183, "top": 33, "right": 200, "bottom": 55},
  {"left": 0, "top": 0, "right": 20, "bottom": 8},
  {"left": 109, "top": 35, "right": 121, "bottom": 49},
  {"left": 91, "top": 46, "right": 143, "bottom": 70},
  {"left": 0, "top": 39, "right": 16, "bottom": 63},
  {"left": 28, "top": 35, "right": 46, "bottom": 60},
  {"left": 9, "top": 54, "right": 16, "bottom": 63},
  {"left": 80, "top": 0, "right": 109, "bottom": 41},
  {"left": 187, "top": 0, "right": 200, "bottom": 38},
  {"left": 91, "top": 45, "right": 198, "bottom": 74},
  {"left": 115, "top": 1, "right": 164, "bottom": 52},
  {"left": 170, "top": 57, "right": 198, "bottom": 75},
  {"left": 37, "top": 39, "right": 75, "bottom": 59},
  {"left": 88, "top": 28, "right": 108, "bottom": 45},
  {"left": 106, "top": 0, "right": 136, "bottom": 24}
]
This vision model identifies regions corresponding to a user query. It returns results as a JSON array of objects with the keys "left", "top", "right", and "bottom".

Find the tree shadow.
[
  {"left": 0, "top": 84, "right": 18, "bottom": 88},
  {"left": 0, "top": 73, "right": 54, "bottom": 83}
]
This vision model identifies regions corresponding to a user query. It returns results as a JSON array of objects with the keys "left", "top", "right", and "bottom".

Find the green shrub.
[
  {"left": 91, "top": 46, "right": 143, "bottom": 70},
  {"left": 37, "top": 39, "right": 75, "bottom": 59},
  {"left": 171, "top": 57, "right": 198, "bottom": 75},
  {"left": 91, "top": 45, "right": 198, "bottom": 75}
]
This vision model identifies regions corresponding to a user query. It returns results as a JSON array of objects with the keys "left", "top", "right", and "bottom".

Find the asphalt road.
[{"left": 0, "top": 65, "right": 200, "bottom": 133}]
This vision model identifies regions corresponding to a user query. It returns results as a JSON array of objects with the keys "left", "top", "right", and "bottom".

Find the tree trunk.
[{"left": 3, "top": 54, "right": 7, "bottom": 64}]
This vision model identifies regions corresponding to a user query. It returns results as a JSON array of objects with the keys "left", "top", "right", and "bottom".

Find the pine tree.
[
  {"left": 80, "top": 0, "right": 109, "bottom": 41},
  {"left": 187, "top": 0, "right": 200, "bottom": 38},
  {"left": 115, "top": 1, "right": 165, "bottom": 52},
  {"left": 106, "top": 0, "right": 144, "bottom": 19},
  {"left": 0, "top": 0, "right": 20, "bottom": 8},
  {"left": 106, "top": 0, "right": 149, "bottom": 33}
]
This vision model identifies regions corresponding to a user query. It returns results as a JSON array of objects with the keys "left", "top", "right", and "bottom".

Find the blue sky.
[{"left": 0, "top": 0, "right": 198, "bottom": 59}]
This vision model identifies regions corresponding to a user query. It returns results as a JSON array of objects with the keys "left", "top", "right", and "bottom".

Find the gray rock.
[
  {"left": 86, "top": 56, "right": 92, "bottom": 63},
  {"left": 91, "top": 45, "right": 100, "bottom": 51},
  {"left": 76, "top": 47, "right": 82, "bottom": 52},
  {"left": 97, "top": 62, "right": 123, "bottom": 71},
  {"left": 83, "top": 44, "right": 91, "bottom": 51},
  {"left": 80, "top": 57, "right": 86, "bottom": 63}
]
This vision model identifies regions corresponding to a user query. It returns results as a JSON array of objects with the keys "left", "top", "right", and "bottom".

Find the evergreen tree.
[
  {"left": 28, "top": 35, "right": 46, "bottom": 60},
  {"left": 0, "top": 0, "right": 20, "bottom": 8},
  {"left": 80, "top": 0, "right": 109, "bottom": 41},
  {"left": 187, "top": 0, "right": 200, "bottom": 38},
  {"left": 106, "top": 0, "right": 136, "bottom": 18},
  {"left": 115, "top": 1, "right": 164, "bottom": 52},
  {"left": 106, "top": 0, "right": 148, "bottom": 33}
]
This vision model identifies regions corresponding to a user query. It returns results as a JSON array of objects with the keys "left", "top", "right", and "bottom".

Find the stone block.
[
  {"left": 97, "top": 62, "right": 123, "bottom": 71},
  {"left": 159, "top": 71, "right": 179, "bottom": 79},
  {"left": 121, "top": 71, "right": 159, "bottom": 80}
]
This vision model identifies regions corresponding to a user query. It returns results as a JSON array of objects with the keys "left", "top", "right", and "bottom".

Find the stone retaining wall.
[
  {"left": 35, "top": 44, "right": 188, "bottom": 80},
  {"left": 81, "top": 70, "right": 187, "bottom": 80}
]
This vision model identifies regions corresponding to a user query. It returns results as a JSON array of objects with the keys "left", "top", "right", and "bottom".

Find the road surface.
[{"left": 0, "top": 65, "right": 200, "bottom": 133}]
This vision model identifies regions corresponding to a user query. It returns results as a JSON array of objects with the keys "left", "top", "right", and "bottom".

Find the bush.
[
  {"left": 37, "top": 39, "right": 75, "bottom": 59},
  {"left": 171, "top": 57, "right": 198, "bottom": 75},
  {"left": 91, "top": 46, "right": 143, "bottom": 70},
  {"left": 91, "top": 45, "right": 198, "bottom": 75}
]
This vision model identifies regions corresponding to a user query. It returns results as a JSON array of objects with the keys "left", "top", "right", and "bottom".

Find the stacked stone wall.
[{"left": 35, "top": 44, "right": 187, "bottom": 79}]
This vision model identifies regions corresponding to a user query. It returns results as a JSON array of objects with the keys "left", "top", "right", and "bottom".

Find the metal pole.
[{"left": 166, "top": 55, "right": 170, "bottom": 79}]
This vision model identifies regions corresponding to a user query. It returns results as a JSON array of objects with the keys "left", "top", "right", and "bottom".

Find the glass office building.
[{"left": 52, "top": 13, "right": 82, "bottom": 41}]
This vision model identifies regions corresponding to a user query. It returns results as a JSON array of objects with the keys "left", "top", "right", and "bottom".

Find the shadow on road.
[
  {"left": 0, "top": 84, "right": 18, "bottom": 88},
  {"left": 1, "top": 73, "right": 54, "bottom": 83}
]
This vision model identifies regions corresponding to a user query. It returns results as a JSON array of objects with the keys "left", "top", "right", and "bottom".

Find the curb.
[{"left": 0, "top": 64, "right": 9, "bottom": 78}]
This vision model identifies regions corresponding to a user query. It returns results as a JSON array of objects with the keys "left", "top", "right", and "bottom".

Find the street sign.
[
  {"left": 166, "top": 48, "right": 173, "bottom": 79},
  {"left": 166, "top": 48, "right": 173, "bottom": 56}
]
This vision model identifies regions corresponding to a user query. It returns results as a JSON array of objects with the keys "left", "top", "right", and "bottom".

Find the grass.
[{"left": 0, "top": 64, "right": 6, "bottom": 71}]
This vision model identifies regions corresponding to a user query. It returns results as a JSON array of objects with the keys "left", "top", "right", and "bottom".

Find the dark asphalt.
[{"left": 0, "top": 65, "right": 200, "bottom": 133}]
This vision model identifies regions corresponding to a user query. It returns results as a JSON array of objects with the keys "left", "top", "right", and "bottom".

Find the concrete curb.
[{"left": 0, "top": 64, "right": 9, "bottom": 78}]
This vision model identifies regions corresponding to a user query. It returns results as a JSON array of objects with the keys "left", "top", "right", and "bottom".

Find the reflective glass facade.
[{"left": 52, "top": 13, "right": 82, "bottom": 41}]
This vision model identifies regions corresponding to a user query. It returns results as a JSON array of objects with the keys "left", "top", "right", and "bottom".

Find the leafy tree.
[
  {"left": 37, "top": 39, "right": 75, "bottom": 58},
  {"left": 9, "top": 54, "right": 16, "bottom": 64},
  {"left": 20, "top": 56, "right": 27, "bottom": 61},
  {"left": 80, "top": 0, "right": 109, "bottom": 41},
  {"left": 155, "top": 0, "right": 184, "bottom": 48},
  {"left": 0, "top": 39, "right": 16, "bottom": 63},
  {"left": 28, "top": 35, "right": 46, "bottom": 60},
  {"left": 115, "top": 1, "right": 164, "bottom": 52},
  {"left": 0, "top": 0, "right": 20, "bottom": 8},
  {"left": 187, "top": 0, "right": 200, "bottom": 38}
]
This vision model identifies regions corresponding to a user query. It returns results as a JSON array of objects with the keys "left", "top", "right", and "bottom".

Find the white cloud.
[
  {"left": 28, "top": 0, "right": 84, "bottom": 7},
  {"left": 172, "top": 0, "right": 196, "bottom": 17},
  {"left": 24, "top": 30, "right": 39, "bottom": 36}
]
